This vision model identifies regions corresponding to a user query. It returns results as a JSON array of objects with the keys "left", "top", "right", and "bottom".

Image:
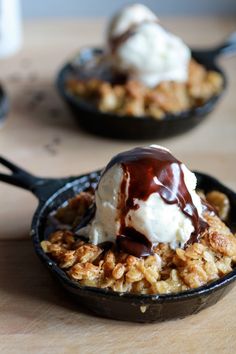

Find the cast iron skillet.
[
  {"left": 57, "top": 33, "right": 236, "bottom": 140},
  {"left": 0, "top": 84, "right": 9, "bottom": 127},
  {"left": 0, "top": 156, "right": 236, "bottom": 323}
]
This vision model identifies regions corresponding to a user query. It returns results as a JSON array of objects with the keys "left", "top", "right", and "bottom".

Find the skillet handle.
[
  {"left": 212, "top": 32, "right": 236, "bottom": 57},
  {"left": 0, "top": 156, "right": 76, "bottom": 202},
  {"left": 192, "top": 32, "right": 236, "bottom": 62}
]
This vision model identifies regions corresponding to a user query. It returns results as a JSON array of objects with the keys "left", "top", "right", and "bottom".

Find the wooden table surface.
[{"left": 0, "top": 17, "right": 235, "bottom": 353}]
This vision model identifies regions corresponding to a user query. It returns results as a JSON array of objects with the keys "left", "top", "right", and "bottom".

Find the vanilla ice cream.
[
  {"left": 78, "top": 146, "right": 206, "bottom": 257},
  {"left": 107, "top": 4, "right": 191, "bottom": 87},
  {"left": 108, "top": 4, "right": 157, "bottom": 40}
]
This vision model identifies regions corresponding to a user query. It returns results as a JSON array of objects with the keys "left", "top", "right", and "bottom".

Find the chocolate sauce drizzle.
[
  {"left": 108, "top": 19, "right": 159, "bottom": 53},
  {"left": 103, "top": 146, "right": 208, "bottom": 257},
  {"left": 108, "top": 26, "right": 137, "bottom": 53}
]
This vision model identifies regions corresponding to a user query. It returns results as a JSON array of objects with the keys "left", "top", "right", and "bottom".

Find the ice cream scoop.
[
  {"left": 79, "top": 146, "right": 207, "bottom": 257},
  {"left": 108, "top": 3, "right": 157, "bottom": 40},
  {"left": 107, "top": 4, "right": 191, "bottom": 87}
]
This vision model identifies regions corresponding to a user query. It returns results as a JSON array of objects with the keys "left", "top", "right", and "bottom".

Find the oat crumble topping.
[
  {"left": 67, "top": 59, "right": 223, "bottom": 120},
  {"left": 41, "top": 189, "right": 236, "bottom": 295}
]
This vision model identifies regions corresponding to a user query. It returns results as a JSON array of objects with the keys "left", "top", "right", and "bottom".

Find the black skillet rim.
[
  {"left": 32, "top": 170, "right": 236, "bottom": 304},
  {"left": 0, "top": 84, "right": 9, "bottom": 123},
  {"left": 56, "top": 46, "right": 226, "bottom": 124}
]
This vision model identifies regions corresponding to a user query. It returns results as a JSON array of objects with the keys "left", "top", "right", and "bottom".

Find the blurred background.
[
  {"left": 21, "top": 0, "right": 236, "bottom": 17},
  {"left": 1, "top": 0, "right": 235, "bottom": 60}
]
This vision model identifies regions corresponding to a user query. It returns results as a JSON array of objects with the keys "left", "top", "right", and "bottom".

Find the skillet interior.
[
  {"left": 56, "top": 47, "right": 226, "bottom": 140},
  {"left": 32, "top": 170, "right": 236, "bottom": 322}
]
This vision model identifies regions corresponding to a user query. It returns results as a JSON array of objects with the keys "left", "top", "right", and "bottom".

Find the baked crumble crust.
[
  {"left": 67, "top": 59, "right": 223, "bottom": 120},
  {"left": 41, "top": 189, "right": 236, "bottom": 295}
]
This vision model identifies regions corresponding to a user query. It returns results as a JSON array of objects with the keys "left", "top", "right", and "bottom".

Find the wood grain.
[{"left": 0, "top": 18, "right": 235, "bottom": 353}]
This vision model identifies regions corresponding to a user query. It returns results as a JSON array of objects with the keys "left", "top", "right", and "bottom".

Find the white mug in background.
[{"left": 0, "top": 0, "right": 22, "bottom": 58}]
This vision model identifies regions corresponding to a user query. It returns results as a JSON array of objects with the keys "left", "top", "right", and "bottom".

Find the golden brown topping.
[
  {"left": 56, "top": 191, "right": 94, "bottom": 226},
  {"left": 112, "top": 263, "right": 126, "bottom": 280},
  {"left": 206, "top": 190, "right": 230, "bottom": 220},
  {"left": 67, "top": 59, "right": 223, "bottom": 119},
  {"left": 41, "top": 190, "right": 235, "bottom": 295},
  {"left": 49, "top": 230, "right": 75, "bottom": 247},
  {"left": 59, "top": 250, "right": 77, "bottom": 268},
  {"left": 75, "top": 244, "right": 102, "bottom": 263},
  {"left": 68, "top": 263, "right": 100, "bottom": 281},
  {"left": 208, "top": 232, "right": 236, "bottom": 257},
  {"left": 126, "top": 265, "right": 144, "bottom": 282}
]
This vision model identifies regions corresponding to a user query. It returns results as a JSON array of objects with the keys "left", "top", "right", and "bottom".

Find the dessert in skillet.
[
  {"left": 67, "top": 4, "right": 223, "bottom": 119},
  {"left": 41, "top": 146, "right": 236, "bottom": 294}
]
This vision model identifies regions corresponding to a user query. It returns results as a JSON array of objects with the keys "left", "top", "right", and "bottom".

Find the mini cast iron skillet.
[
  {"left": 0, "top": 84, "right": 9, "bottom": 127},
  {"left": 0, "top": 156, "right": 236, "bottom": 323},
  {"left": 57, "top": 33, "right": 236, "bottom": 140}
]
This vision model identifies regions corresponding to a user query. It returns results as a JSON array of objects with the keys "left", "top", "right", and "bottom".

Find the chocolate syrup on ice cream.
[{"left": 103, "top": 146, "right": 208, "bottom": 256}]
